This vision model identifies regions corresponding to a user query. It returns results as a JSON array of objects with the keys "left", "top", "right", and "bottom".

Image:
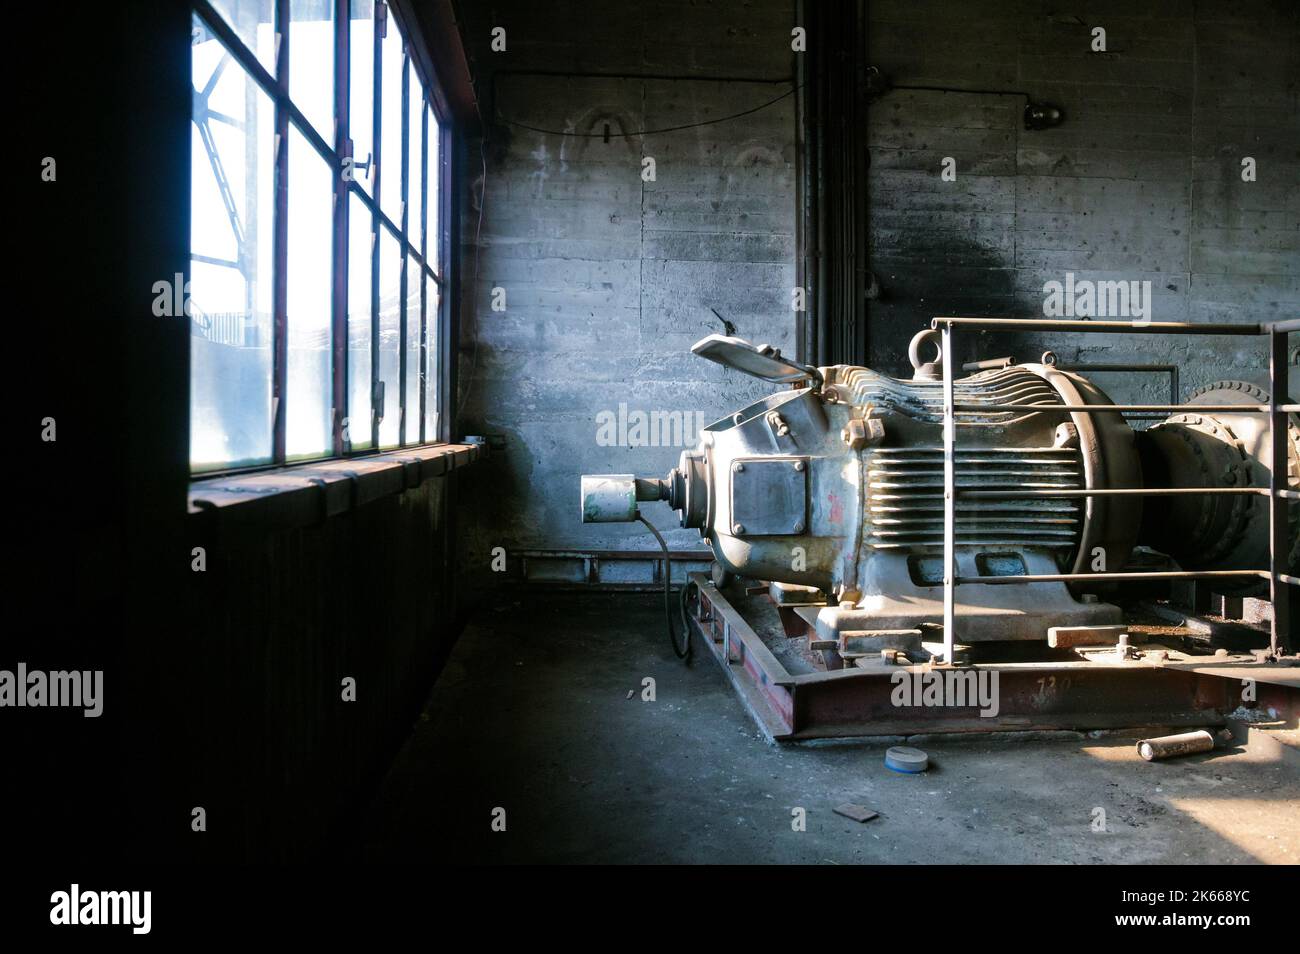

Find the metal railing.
[{"left": 935, "top": 316, "right": 1296, "bottom": 663}]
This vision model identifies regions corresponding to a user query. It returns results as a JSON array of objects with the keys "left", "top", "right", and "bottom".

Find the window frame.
[{"left": 190, "top": 0, "right": 453, "bottom": 476}]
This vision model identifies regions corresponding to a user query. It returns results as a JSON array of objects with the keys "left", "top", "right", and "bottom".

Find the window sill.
[{"left": 188, "top": 442, "right": 485, "bottom": 528}]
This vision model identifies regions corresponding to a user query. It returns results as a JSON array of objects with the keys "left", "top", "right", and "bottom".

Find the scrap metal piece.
[
  {"left": 833, "top": 803, "right": 880, "bottom": 823},
  {"left": 1137, "top": 729, "right": 1216, "bottom": 761},
  {"left": 839, "top": 628, "right": 923, "bottom": 657},
  {"left": 1047, "top": 624, "right": 1129, "bottom": 650}
]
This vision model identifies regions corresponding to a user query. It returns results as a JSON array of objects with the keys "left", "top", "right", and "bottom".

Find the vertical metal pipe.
[
  {"left": 794, "top": 0, "right": 810, "bottom": 365},
  {"left": 813, "top": 2, "right": 828, "bottom": 366},
  {"left": 332, "top": 1, "right": 350, "bottom": 456},
  {"left": 439, "top": 129, "right": 454, "bottom": 442},
  {"left": 942, "top": 322, "right": 956, "bottom": 662},
  {"left": 369, "top": 3, "right": 384, "bottom": 444},
  {"left": 271, "top": 0, "right": 290, "bottom": 463},
  {"left": 853, "top": 0, "right": 868, "bottom": 365},
  {"left": 418, "top": 101, "right": 428, "bottom": 444},
  {"left": 1269, "top": 327, "right": 1293, "bottom": 655},
  {"left": 398, "top": 50, "right": 410, "bottom": 445}
]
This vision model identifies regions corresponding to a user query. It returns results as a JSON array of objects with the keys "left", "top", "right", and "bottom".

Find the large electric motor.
[{"left": 581, "top": 330, "right": 1298, "bottom": 644}]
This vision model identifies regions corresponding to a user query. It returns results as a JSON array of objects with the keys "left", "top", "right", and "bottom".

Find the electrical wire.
[
  {"left": 637, "top": 512, "right": 694, "bottom": 661},
  {"left": 499, "top": 84, "right": 799, "bottom": 139},
  {"left": 460, "top": 81, "right": 797, "bottom": 423}
]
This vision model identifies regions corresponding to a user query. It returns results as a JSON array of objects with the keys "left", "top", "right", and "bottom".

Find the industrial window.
[{"left": 190, "top": 0, "right": 450, "bottom": 472}]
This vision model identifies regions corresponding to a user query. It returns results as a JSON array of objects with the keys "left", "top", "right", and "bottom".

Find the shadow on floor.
[{"left": 356, "top": 593, "right": 1299, "bottom": 864}]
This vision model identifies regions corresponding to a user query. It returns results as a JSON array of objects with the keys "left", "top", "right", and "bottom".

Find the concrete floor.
[{"left": 360, "top": 593, "right": 1299, "bottom": 864}]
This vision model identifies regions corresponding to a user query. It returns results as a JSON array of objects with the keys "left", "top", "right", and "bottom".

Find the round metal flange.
[{"left": 1144, "top": 379, "right": 1300, "bottom": 580}]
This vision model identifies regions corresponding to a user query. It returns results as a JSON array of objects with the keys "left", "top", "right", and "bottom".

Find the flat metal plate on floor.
[{"left": 833, "top": 803, "right": 880, "bottom": 822}]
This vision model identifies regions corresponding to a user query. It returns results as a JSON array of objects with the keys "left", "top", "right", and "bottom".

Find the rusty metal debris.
[
  {"left": 833, "top": 803, "right": 880, "bottom": 822},
  {"left": 1137, "top": 729, "right": 1216, "bottom": 761}
]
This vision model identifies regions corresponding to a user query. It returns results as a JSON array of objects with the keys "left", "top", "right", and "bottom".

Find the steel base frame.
[{"left": 684, "top": 572, "right": 1294, "bottom": 743}]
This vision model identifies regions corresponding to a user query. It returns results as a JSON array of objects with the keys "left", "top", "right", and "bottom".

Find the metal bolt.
[
  {"left": 793, "top": 460, "right": 805, "bottom": 472},
  {"left": 843, "top": 418, "right": 870, "bottom": 450},
  {"left": 732, "top": 523, "right": 745, "bottom": 535},
  {"left": 793, "top": 521, "right": 805, "bottom": 533},
  {"left": 733, "top": 462, "right": 745, "bottom": 473}
]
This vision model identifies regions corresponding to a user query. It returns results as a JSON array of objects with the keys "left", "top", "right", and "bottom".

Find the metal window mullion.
[
  {"left": 332, "top": 1, "right": 350, "bottom": 457},
  {"left": 271, "top": 0, "right": 291, "bottom": 463},
  {"left": 1270, "top": 328, "right": 1293, "bottom": 655},
  {"left": 418, "top": 99, "right": 429, "bottom": 444},
  {"left": 369, "top": 2, "right": 382, "bottom": 446},
  {"left": 439, "top": 123, "right": 454, "bottom": 442},
  {"left": 398, "top": 52, "right": 410, "bottom": 446},
  {"left": 941, "top": 321, "right": 956, "bottom": 664},
  {"left": 347, "top": 179, "right": 432, "bottom": 269},
  {"left": 193, "top": 2, "right": 338, "bottom": 166}
]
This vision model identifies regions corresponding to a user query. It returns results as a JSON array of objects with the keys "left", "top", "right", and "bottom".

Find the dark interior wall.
[
  {"left": 181, "top": 475, "right": 461, "bottom": 861},
  {"left": 15, "top": 0, "right": 470, "bottom": 863},
  {"left": 865, "top": 0, "right": 1300, "bottom": 392},
  {"left": 451, "top": 0, "right": 800, "bottom": 568}
]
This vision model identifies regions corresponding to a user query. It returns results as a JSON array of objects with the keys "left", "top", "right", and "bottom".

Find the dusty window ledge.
[{"left": 188, "top": 442, "right": 485, "bottom": 528}]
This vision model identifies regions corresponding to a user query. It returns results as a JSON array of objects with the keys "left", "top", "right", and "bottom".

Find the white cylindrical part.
[{"left": 580, "top": 474, "right": 639, "bottom": 523}]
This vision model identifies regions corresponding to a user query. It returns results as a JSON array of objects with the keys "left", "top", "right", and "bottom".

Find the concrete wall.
[
  {"left": 454, "top": 0, "right": 799, "bottom": 559},
  {"left": 866, "top": 0, "right": 1300, "bottom": 400},
  {"left": 452, "top": 0, "right": 1297, "bottom": 567}
]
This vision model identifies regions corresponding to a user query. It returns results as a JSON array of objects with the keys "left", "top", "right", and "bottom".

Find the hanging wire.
[{"left": 498, "top": 84, "right": 800, "bottom": 139}]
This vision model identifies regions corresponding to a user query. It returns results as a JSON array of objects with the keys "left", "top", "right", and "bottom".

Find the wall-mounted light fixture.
[
  {"left": 1024, "top": 102, "right": 1064, "bottom": 130},
  {"left": 868, "top": 69, "right": 1067, "bottom": 132}
]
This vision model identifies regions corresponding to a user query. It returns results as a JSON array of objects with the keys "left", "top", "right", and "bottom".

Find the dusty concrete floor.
[{"left": 360, "top": 593, "right": 1299, "bottom": 864}]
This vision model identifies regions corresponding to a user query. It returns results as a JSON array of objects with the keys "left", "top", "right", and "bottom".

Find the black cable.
[
  {"left": 884, "top": 84, "right": 1032, "bottom": 101},
  {"left": 499, "top": 84, "right": 799, "bottom": 139},
  {"left": 637, "top": 512, "right": 692, "bottom": 661}
]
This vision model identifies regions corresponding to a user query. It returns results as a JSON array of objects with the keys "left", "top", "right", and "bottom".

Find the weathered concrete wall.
[
  {"left": 867, "top": 0, "right": 1299, "bottom": 404},
  {"left": 455, "top": 0, "right": 799, "bottom": 560},
  {"left": 455, "top": 0, "right": 1297, "bottom": 567}
]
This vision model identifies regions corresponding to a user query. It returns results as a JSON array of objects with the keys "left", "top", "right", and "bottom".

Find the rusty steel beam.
[{"left": 684, "top": 572, "right": 1270, "bottom": 742}]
